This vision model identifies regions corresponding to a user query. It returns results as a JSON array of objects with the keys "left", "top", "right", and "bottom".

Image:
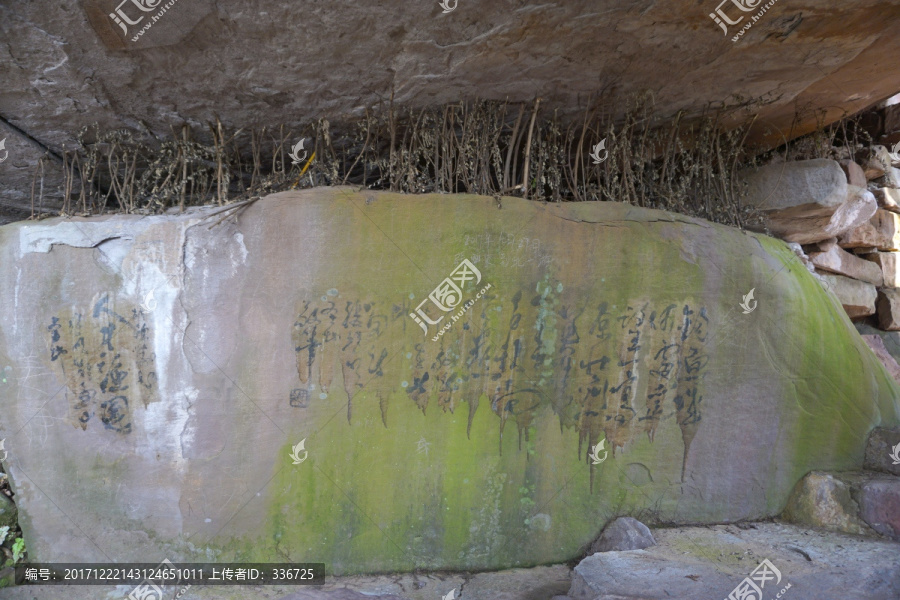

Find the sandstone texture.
[
  {"left": 874, "top": 188, "right": 900, "bottom": 213},
  {"left": 1, "top": 188, "right": 898, "bottom": 572},
  {"left": 840, "top": 209, "right": 900, "bottom": 251},
  {"left": 782, "top": 472, "right": 874, "bottom": 536},
  {"left": 864, "top": 426, "right": 900, "bottom": 476},
  {"left": 810, "top": 244, "right": 884, "bottom": 286},
  {"left": 568, "top": 523, "right": 900, "bottom": 600},
  {"left": 588, "top": 517, "right": 656, "bottom": 553},
  {"left": 782, "top": 470, "right": 900, "bottom": 541},
  {"left": 740, "top": 159, "right": 878, "bottom": 244},
  {"left": 861, "top": 334, "right": 900, "bottom": 385},
  {"left": 817, "top": 273, "right": 877, "bottom": 318},
  {"left": 865, "top": 251, "right": 900, "bottom": 287},
  {"left": 877, "top": 288, "right": 900, "bottom": 330},
  {"left": 5, "top": 2, "right": 900, "bottom": 221}
]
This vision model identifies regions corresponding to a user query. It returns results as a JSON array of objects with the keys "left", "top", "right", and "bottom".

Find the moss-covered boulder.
[{"left": 0, "top": 188, "right": 898, "bottom": 574}]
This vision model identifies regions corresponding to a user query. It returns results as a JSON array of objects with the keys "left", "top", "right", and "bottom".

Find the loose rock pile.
[{"left": 743, "top": 148, "right": 900, "bottom": 329}]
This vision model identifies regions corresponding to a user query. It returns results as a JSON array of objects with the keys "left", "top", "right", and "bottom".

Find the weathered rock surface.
[
  {"left": 817, "top": 273, "right": 877, "bottom": 318},
  {"left": 741, "top": 160, "right": 877, "bottom": 244},
  {"left": 5, "top": 2, "right": 900, "bottom": 221},
  {"left": 0, "top": 493, "right": 16, "bottom": 530},
  {"left": 809, "top": 244, "right": 884, "bottom": 286},
  {"left": 857, "top": 477, "right": 900, "bottom": 540},
  {"left": 782, "top": 472, "right": 874, "bottom": 536},
  {"left": 568, "top": 523, "right": 900, "bottom": 600},
  {"left": 783, "top": 470, "right": 900, "bottom": 541},
  {"left": 840, "top": 159, "right": 868, "bottom": 188},
  {"left": 1, "top": 188, "right": 898, "bottom": 572},
  {"left": 864, "top": 426, "right": 900, "bottom": 476},
  {"left": 276, "top": 592, "right": 407, "bottom": 600},
  {"left": 861, "top": 335, "right": 900, "bottom": 385},
  {"left": 0, "top": 563, "right": 572, "bottom": 600},
  {"left": 742, "top": 159, "right": 845, "bottom": 211},
  {"left": 874, "top": 188, "right": 900, "bottom": 213},
  {"left": 856, "top": 323, "right": 900, "bottom": 364},
  {"left": 865, "top": 251, "right": 900, "bottom": 287},
  {"left": 840, "top": 208, "right": 900, "bottom": 251},
  {"left": 877, "top": 288, "right": 900, "bottom": 330},
  {"left": 588, "top": 517, "right": 656, "bottom": 553}
]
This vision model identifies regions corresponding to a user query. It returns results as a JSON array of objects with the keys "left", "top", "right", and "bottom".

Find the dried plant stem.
[{"left": 522, "top": 98, "right": 541, "bottom": 199}]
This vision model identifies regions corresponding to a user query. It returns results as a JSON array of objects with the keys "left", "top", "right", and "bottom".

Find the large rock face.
[
  {"left": 3, "top": 1, "right": 900, "bottom": 221},
  {"left": 0, "top": 188, "right": 898, "bottom": 573}
]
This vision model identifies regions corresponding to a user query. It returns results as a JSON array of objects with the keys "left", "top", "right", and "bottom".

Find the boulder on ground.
[
  {"left": 569, "top": 523, "right": 900, "bottom": 600},
  {"left": 877, "top": 289, "right": 900, "bottom": 330},
  {"left": 589, "top": 517, "right": 657, "bottom": 553},
  {"left": 817, "top": 273, "right": 877, "bottom": 318},
  {"left": 857, "top": 477, "right": 900, "bottom": 540},
  {"left": 809, "top": 245, "right": 884, "bottom": 286},
  {"left": 864, "top": 426, "right": 900, "bottom": 476},
  {"left": 781, "top": 472, "right": 873, "bottom": 536}
]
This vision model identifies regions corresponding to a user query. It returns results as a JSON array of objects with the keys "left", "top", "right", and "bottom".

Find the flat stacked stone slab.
[
  {"left": 839, "top": 209, "right": 900, "bottom": 251},
  {"left": 877, "top": 289, "right": 900, "bottom": 330},
  {"left": 740, "top": 159, "right": 875, "bottom": 244},
  {"left": 810, "top": 245, "right": 884, "bottom": 286},
  {"left": 865, "top": 251, "right": 900, "bottom": 287},
  {"left": 817, "top": 273, "right": 877, "bottom": 318}
]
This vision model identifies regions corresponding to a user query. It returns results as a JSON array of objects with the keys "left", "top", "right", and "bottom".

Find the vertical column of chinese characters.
[
  {"left": 485, "top": 290, "right": 526, "bottom": 422},
  {"left": 606, "top": 303, "right": 647, "bottom": 448},
  {"left": 553, "top": 304, "right": 582, "bottom": 417},
  {"left": 362, "top": 303, "right": 389, "bottom": 412},
  {"left": 673, "top": 304, "right": 709, "bottom": 480},
  {"left": 576, "top": 301, "right": 613, "bottom": 482},
  {"left": 317, "top": 299, "right": 338, "bottom": 394},
  {"left": 293, "top": 301, "right": 322, "bottom": 386},
  {"left": 640, "top": 303, "right": 679, "bottom": 443}
]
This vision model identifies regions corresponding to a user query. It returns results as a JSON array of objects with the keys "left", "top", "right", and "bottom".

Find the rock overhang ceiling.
[{"left": 2, "top": 0, "right": 900, "bottom": 222}]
